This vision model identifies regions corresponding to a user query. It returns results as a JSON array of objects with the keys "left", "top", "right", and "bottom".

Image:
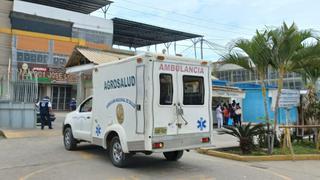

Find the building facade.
[
  {"left": 214, "top": 63, "right": 304, "bottom": 90},
  {"left": 0, "top": 0, "right": 113, "bottom": 110}
]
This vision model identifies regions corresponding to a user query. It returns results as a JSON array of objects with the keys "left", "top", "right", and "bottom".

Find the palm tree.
[
  {"left": 219, "top": 123, "right": 265, "bottom": 154},
  {"left": 293, "top": 51, "right": 320, "bottom": 150},
  {"left": 267, "top": 22, "right": 320, "bottom": 152},
  {"left": 221, "top": 30, "right": 273, "bottom": 153}
]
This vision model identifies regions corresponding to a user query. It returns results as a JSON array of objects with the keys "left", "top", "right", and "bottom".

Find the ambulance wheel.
[
  {"left": 109, "top": 136, "right": 129, "bottom": 167},
  {"left": 63, "top": 127, "right": 77, "bottom": 150},
  {"left": 163, "top": 150, "right": 184, "bottom": 161}
]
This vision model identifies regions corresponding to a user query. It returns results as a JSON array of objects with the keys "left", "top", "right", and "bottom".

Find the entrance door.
[{"left": 52, "top": 85, "right": 72, "bottom": 110}]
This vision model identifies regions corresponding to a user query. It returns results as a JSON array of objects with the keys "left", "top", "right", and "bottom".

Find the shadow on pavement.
[{"left": 74, "top": 144, "right": 182, "bottom": 169}]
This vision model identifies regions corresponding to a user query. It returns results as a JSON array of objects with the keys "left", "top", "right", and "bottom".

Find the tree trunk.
[
  {"left": 271, "top": 66, "right": 285, "bottom": 153},
  {"left": 316, "top": 129, "right": 320, "bottom": 150},
  {"left": 259, "top": 74, "right": 271, "bottom": 154}
]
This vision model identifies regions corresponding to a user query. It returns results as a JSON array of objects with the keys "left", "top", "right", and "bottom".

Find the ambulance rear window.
[
  {"left": 183, "top": 76, "right": 204, "bottom": 105},
  {"left": 159, "top": 74, "right": 173, "bottom": 105}
]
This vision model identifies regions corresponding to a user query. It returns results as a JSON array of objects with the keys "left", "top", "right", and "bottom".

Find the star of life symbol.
[
  {"left": 197, "top": 117, "right": 206, "bottom": 131},
  {"left": 96, "top": 124, "right": 101, "bottom": 136}
]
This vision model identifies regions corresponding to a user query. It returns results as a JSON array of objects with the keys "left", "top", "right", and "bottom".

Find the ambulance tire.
[
  {"left": 109, "top": 136, "right": 129, "bottom": 167},
  {"left": 63, "top": 127, "right": 77, "bottom": 150},
  {"left": 163, "top": 150, "right": 184, "bottom": 161}
]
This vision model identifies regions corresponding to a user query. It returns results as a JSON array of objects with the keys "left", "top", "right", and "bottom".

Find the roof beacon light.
[
  {"left": 137, "top": 57, "right": 143, "bottom": 63},
  {"left": 201, "top": 61, "right": 208, "bottom": 65},
  {"left": 157, "top": 55, "right": 165, "bottom": 61}
]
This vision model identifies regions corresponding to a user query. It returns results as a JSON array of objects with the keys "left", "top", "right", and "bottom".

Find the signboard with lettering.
[
  {"left": 279, "top": 89, "right": 300, "bottom": 108},
  {"left": 18, "top": 63, "right": 78, "bottom": 84},
  {"left": 212, "top": 90, "right": 245, "bottom": 98},
  {"left": 159, "top": 63, "right": 204, "bottom": 74}
]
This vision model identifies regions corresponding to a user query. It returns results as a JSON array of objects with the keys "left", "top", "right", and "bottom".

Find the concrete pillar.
[
  {"left": 11, "top": 35, "right": 17, "bottom": 81},
  {"left": 77, "top": 72, "right": 85, "bottom": 103},
  {"left": 48, "top": 40, "right": 54, "bottom": 66},
  {"left": 46, "top": 85, "right": 51, "bottom": 98}
]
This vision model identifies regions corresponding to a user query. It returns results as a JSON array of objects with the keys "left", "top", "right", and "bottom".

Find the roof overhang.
[
  {"left": 19, "top": 0, "right": 113, "bottom": 14},
  {"left": 112, "top": 18, "right": 203, "bottom": 48},
  {"left": 66, "top": 46, "right": 135, "bottom": 70},
  {"left": 66, "top": 63, "right": 95, "bottom": 74},
  {"left": 212, "top": 85, "right": 245, "bottom": 99}
]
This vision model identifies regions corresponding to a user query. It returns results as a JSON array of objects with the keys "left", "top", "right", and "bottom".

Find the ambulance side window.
[
  {"left": 183, "top": 76, "right": 204, "bottom": 105},
  {"left": 159, "top": 74, "right": 173, "bottom": 105},
  {"left": 80, "top": 98, "right": 92, "bottom": 112}
]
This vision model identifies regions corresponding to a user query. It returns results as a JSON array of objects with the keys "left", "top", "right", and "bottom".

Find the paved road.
[
  {"left": 0, "top": 114, "right": 319, "bottom": 180},
  {"left": 1, "top": 135, "right": 320, "bottom": 180}
]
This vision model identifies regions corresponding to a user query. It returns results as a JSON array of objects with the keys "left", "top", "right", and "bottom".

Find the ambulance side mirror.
[{"left": 136, "top": 104, "right": 141, "bottom": 111}]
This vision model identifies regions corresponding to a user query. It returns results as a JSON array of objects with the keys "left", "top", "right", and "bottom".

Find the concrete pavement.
[
  {"left": 0, "top": 112, "right": 67, "bottom": 139},
  {"left": 0, "top": 114, "right": 320, "bottom": 180},
  {"left": 1, "top": 135, "right": 320, "bottom": 180}
]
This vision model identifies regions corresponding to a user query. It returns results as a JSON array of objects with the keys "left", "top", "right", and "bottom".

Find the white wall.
[
  {"left": 13, "top": 0, "right": 113, "bottom": 34},
  {"left": 217, "top": 63, "right": 244, "bottom": 71}
]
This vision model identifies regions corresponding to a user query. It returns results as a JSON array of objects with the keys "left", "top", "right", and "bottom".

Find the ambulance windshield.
[
  {"left": 159, "top": 74, "right": 173, "bottom": 105},
  {"left": 183, "top": 76, "right": 204, "bottom": 105}
]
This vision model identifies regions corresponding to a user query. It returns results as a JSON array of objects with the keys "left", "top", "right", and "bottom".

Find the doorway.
[{"left": 51, "top": 85, "right": 74, "bottom": 110}]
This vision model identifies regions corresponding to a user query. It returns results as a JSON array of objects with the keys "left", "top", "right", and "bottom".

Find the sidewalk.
[
  {"left": 0, "top": 128, "right": 61, "bottom": 139},
  {"left": 203, "top": 128, "right": 238, "bottom": 149},
  {"left": 0, "top": 111, "right": 68, "bottom": 139}
]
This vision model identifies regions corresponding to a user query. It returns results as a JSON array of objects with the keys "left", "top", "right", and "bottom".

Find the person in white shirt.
[{"left": 216, "top": 104, "right": 223, "bottom": 128}]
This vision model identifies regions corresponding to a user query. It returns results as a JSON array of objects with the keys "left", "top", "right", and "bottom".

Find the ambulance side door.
[{"left": 77, "top": 97, "right": 93, "bottom": 140}]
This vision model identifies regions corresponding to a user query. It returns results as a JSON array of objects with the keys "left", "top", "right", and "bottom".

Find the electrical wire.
[
  {"left": 118, "top": 0, "right": 255, "bottom": 32},
  {"left": 107, "top": 4, "right": 253, "bottom": 36}
]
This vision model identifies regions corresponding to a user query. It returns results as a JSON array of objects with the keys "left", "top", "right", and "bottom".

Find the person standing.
[
  {"left": 228, "top": 103, "right": 235, "bottom": 126},
  {"left": 223, "top": 103, "right": 229, "bottom": 126},
  {"left": 231, "top": 100, "right": 238, "bottom": 126},
  {"left": 36, "top": 96, "right": 53, "bottom": 130},
  {"left": 216, "top": 104, "right": 223, "bottom": 128},
  {"left": 235, "top": 103, "right": 242, "bottom": 126},
  {"left": 69, "top": 98, "right": 77, "bottom": 111}
]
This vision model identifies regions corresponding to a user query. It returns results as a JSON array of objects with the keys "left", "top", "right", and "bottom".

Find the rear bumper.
[{"left": 151, "top": 133, "right": 212, "bottom": 153}]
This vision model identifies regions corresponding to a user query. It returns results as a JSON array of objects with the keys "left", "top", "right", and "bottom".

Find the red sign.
[{"left": 32, "top": 67, "right": 48, "bottom": 72}]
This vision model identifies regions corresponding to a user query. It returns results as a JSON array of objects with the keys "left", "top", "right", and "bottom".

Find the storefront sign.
[{"left": 18, "top": 63, "right": 78, "bottom": 83}]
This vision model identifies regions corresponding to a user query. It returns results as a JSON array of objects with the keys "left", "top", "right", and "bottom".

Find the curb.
[
  {"left": 0, "top": 129, "right": 60, "bottom": 139},
  {"left": 197, "top": 149, "right": 320, "bottom": 161}
]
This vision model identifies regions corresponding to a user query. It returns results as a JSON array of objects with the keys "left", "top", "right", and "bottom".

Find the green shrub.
[{"left": 219, "top": 123, "right": 265, "bottom": 154}]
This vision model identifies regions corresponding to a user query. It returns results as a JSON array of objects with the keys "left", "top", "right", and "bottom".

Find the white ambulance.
[{"left": 63, "top": 53, "right": 213, "bottom": 167}]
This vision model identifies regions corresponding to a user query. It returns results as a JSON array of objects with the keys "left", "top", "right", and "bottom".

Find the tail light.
[
  {"left": 153, "top": 142, "right": 164, "bottom": 149},
  {"left": 201, "top": 137, "right": 210, "bottom": 143}
]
